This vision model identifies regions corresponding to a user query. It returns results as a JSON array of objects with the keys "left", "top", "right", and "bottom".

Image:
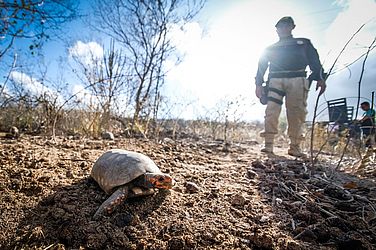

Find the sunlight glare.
[{"left": 166, "top": 0, "right": 314, "bottom": 120}]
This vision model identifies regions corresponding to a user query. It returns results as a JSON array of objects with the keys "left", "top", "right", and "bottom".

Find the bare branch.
[
  {"left": 90, "top": 0, "right": 206, "bottom": 135},
  {"left": 310, "top": 23, "right": 367, "bottom": 166},
  {"left": 336, "top": 37, "right": 376, "bottom": 169},
  {"left": 0, "top": 0, "right": 79, "bottom": 58}
]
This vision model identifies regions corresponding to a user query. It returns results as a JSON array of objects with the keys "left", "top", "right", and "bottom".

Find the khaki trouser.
[{"left": 263, "top": 77, "right": 310, "bottom": 146}]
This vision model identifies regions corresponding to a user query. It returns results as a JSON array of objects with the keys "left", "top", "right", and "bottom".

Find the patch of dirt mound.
[{"left": 0, "top": 136, "right": 375, "bottom": 249}]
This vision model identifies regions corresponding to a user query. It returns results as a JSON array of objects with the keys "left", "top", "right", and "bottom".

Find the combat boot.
[
  {"left": 261, "top": 137, "right": 274, "bottom": 154},
  {"left": 288, "top": 145, "right": 306, "bottom": 158},
  {"left": 261, "top": 143, "right": 274, "bottom": 154}
]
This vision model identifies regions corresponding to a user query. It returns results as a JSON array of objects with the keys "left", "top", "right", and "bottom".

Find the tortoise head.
[{"left": 143, "top": 173, "right": 174, "bottom": 189}]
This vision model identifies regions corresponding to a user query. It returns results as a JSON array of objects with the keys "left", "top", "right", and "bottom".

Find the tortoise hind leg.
[{"left": 93, "top": 186, "right": 129, "bottom": 220}]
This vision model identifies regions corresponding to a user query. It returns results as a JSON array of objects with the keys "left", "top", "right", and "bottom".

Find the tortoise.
[{"left": 91, "top": 149, "right": 173, "bottom": 219}]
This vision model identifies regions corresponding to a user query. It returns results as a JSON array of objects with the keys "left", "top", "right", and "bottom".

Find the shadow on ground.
[
  {"left": 251, "top": 156, "right": 376, "bottom": 249},
  {"left": 5, "top": 177, "right": 168, "bottom": 249}
]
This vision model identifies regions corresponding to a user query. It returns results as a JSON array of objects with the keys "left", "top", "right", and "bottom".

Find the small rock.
[
  {"left": 10, "top": 126, "right": 20, "bottom": 138},
  {"left": 275, "top": 198, "right": 282, "bottom": 205},
  {"left": 231, "top": 193, "right": 247, "bottom": 207},
  {"left": 101, "top": 131, "right": 115, "bottom": 140},
  {"left": 247, "top": 169, "right": 258, "bottom": 178},
  {"left": 66, "top": 170, "right": 74, "bottom": 178},
  {"left": 5, "top": 126, "right": 20, "bottom": 139},
  {"left": 186, "top": 182, "right": 200, "bottom": 193},
  {"left": 251, "top": 160, "right": 265, "bottom": 169},
  {"left": 163, "top": 137, "right": 174, "bottom": 144},
  {"left": 73, "top": 134, "right": 81, "bottom": 140},
  {"left": 259, "top": 215, "right": 270, "bottom": 223},
  {"left": 240, "top": 238, "right": 251, "bottom": 244}
]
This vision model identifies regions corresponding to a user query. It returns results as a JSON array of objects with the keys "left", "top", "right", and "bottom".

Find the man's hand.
[
  {"left": 316, "top": 80, "right": 326, "bottom": 96},
  {"left": 255, "top": 85, "right": 263, "bottom": 98}
]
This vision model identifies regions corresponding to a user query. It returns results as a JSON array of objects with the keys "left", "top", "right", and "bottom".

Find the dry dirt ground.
[{"left": 1, "top": 135, "right": 376, "bottom": 249}]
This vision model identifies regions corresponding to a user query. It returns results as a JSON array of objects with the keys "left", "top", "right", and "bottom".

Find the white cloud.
[
  {"left": 68, "top": 41, "right": 104, "bottom": 67},
  {"left": 10, "top": 71, "right": 62, "bottom": 102},
  {"left": 70, "top": 83, "right": 96, "bottom": 106}
]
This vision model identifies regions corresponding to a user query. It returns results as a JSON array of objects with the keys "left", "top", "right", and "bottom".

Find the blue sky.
[{"left": 2, "top": 0, "right": 376, "bottom": 122}]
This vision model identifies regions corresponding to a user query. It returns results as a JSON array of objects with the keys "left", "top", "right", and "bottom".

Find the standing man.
[{"left": 255, "top": 16, "right": 326, "bottom": 157}]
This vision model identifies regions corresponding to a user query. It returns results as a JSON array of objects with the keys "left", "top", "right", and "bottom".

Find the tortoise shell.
[{"left": 91, "top": 149, "right": 161, "bottom": 194}]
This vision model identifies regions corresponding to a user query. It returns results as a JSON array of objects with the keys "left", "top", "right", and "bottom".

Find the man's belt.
[{"left": 269, "top": 70, "right": 306, "bottom": 78}]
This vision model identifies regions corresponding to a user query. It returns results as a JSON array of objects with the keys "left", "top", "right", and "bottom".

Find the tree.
[
  {"left": 90, "top": 0, "right": 206, "bottom": 134},
  {"left": 0, "top": 65, "right": 64, "bottom": 133},
  {"left": 70, "top": 40, "right": 134, "bottom": 134},
  {"left": 210, "top": 95, "right": 249, "bottom": 144},
  {"left": 0, "top": 0, "right": 78, "bottom": 58}
]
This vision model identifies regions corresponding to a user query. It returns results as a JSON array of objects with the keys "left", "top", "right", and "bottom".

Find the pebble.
[
  {"left": 186, "top": 182, "right": 200, "bottom": 193},
  {"left": 275, "top": 198, "right": 282, "bottom": 205},
  {"left": 260, "top": 215, "right": 270, "bottom": 223},
  {"left": 163, "top": 137, "right": 174, "bottom": 144},
  {"left": 101, "top": 131, "right": 114, "bottom": 140},
  {"left": 10, "top": 126, "right": 20, "bottom": 138},
  {"left": 66, "top": 170, "right": 75, "bottom": 178},
  {"left": 231, "top": 193, "right": 247, "bottom": 207},
  {"left": 247, "top": 169, "right": 258, "bottom": 178}
]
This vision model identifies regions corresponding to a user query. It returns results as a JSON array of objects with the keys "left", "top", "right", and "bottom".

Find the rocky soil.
[{"left": 0, "top": 135, "right": 375, "bottom": 249}]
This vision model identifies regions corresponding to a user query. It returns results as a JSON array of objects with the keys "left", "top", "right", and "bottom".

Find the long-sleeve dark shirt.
[{"left": 255, "top": 35, "right": 324, "bottom": 85}]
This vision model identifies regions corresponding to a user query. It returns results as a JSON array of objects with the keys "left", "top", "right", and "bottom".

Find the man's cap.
[{"left": 275, "top": 16, "right": 295, "bottom": 27}]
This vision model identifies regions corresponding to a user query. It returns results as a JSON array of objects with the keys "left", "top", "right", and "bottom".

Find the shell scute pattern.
[{"left": 91, "top": 149, "right": 161, "bottom": 194}]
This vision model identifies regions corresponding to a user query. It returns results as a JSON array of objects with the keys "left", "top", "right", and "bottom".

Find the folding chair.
[{"left": 327, "top": 98, "right": 351, "bottom": 124}]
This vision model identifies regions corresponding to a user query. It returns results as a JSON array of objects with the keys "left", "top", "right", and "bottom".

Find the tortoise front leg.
[{"left": 93, "top": 186, "right": 129, "bottom": 220}]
